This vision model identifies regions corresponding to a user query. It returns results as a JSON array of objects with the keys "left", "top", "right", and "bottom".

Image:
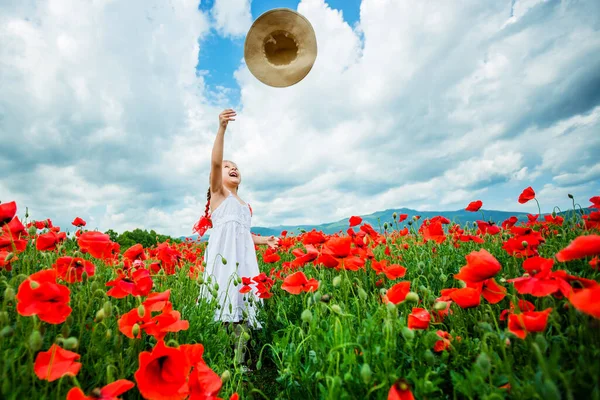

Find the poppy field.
[{"left": 1, "top": 188, "right": 600, "bottom": 400}]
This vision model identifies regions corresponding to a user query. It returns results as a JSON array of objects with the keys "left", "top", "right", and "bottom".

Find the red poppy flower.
[
  {"left": 53, "top": 257, "right": 95, "bottom": 283},
  {"left": 544, "top": 214, "right": 564, "bottom": 226},
  {"left": 448, "top": 287, "right": 481, "bottom": 308},
  {"left": 454, "top": 249, "right": 502, "bottom": 283},
  {"left": 118, "top": 306, "right": 152, "bottom": 339},
  {"left": 16, "top": 270, "right": 72, "bottom": 324},
  {"left": 569, "top": 285, "right": 600, "bottom": 319},
  {"left": 78, "top": 231, "right": 118, "bottom": 259},
  {"left": 555, "top": 235, "right": 600, "bottom": 262},
  {"left": 0, "top": 251, "right": 14, "bottom": 271},
  {"left": 0, "top": 201, "right": 17, "bottom": 225},
  {"left": 281, "top": 271, "right": 319, "bottom": 295},
  {"left": 372, "top": 259, "right": 407, "bottom": 280},
  {"left": 123, "top": 244, "right": 147, "bottom": 263},
  {"left": 291, "top": 244, "right": 319, "bottom": 267},
  {"left": 3, "top": 216, "right": 26, "bottom": 238},
  {"left": 302, "top": 229, "right": 327, "bottom": 245},
  {"left": 143, "top": 290, "right": 172, "bottom": 312},
  {"left": 589, "top": 196, "right": 600, "bottom": 209},
  {"left": 187, "top": 359, "right": 222, "bottom": 400},
  {"left": 502, "top": 216, "right": 518, "bottom": 230},
  {"left": 398, "top": 214, "right": 408, "bottom": 223},
  {"left": 36, "top": 231, "right": 62, "bottom": 251},
  {"left": 407, "top": 308, "right": 430, "bottom": 330},
  {"left": 34, "top": 344, "right": 81, "bottom": 382},
  {"left": 143, "top": 303, "right": 190, "bottom": 341},
  {"left": 239, "top": 277, "right": 253, "bottom": 294},
  {"left": 106, "top": 269, "right": 153, "bottom": 298},
  {"left": 263, "top": 248, "right": 281, "bottom": 263},
  {"left": 66, "top": 380, "right": 135, "bottom": 400},
  {"left": 479, "top": 278, "right": 506, "bottom": 304},
  {"left": 508, "top": 308, "right": 552, "bottom": 339},
  {"left": 71, "top": 217, "right": 86, "bottom": 227},
  {"left": 384, "top": 281, "right": 411, "bottom": 304},
  {"left": 321, "top": 237, "right": 365, "bottom": 271},
  {"left": 193, "top": 215, "right": 212, "bottom": 237},
  {"left": 433, "top": 330, "right": 453, "bottom": 352},
  {"left": 349, "top": 216, "right": 362, "bottom": 227},
  {"left": 388, "top": 379, "right": 415, "bottom": 400},
  {"left": 134, "top": 341, "right": 191, "bottom": 400},
  {"left": 465, "top": 200, "right": 483, "bottom": 212},
  {"left": 420, "top": 220, "right": 446, "bottom": 243},
  {"left": 518, "top": 186, "right": 536, "bottom": 204},
  {"left": 500, "top": 300, "right": 536, "bottom": 321}
]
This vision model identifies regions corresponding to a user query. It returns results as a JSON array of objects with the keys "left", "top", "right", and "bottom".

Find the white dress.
[{"left": 199, "top": 192, "right": 262, "bottom": 328}]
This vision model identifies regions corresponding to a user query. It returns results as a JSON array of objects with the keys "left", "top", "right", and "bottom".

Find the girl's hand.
[
  {"left": 219, "top": 109, "right": 236, "bottom": 128},
  {"left": 266, "top": 235, "right": 280, "bottom": 250}
]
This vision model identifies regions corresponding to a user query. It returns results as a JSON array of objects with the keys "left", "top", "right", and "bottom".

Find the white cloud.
[
  {"left": 211, "top": 0, "right": 253, "bottom": 37},
  {"left": 1, "top": 0, "right": 599, "bottom": 236}
]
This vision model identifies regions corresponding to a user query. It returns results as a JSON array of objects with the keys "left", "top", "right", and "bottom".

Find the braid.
[{"left": 205, "top": 187, "right": 211, "bottom": 217}]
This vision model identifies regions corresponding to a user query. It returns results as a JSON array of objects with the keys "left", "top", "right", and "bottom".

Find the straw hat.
[{"left": 244, "top": 8, "right": 317, "bottom": 88}]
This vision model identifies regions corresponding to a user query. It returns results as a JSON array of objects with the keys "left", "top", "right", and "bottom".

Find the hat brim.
[{"left": 244, "top": 8, "right": 317, "bottom": 88}]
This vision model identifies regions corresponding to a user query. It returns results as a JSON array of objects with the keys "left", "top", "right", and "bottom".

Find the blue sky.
[{"left": 1, "top": 0, "right": 599, "bottom": 236}]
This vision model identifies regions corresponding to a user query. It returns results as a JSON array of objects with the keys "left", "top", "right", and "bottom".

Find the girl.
[{"left": 196, "top": 109, "right": 279, "bottom": 365}]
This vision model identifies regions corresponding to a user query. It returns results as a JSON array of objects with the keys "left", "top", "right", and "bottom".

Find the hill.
[{"left": 183, "top": 207, "right": 586, "bottom": 241}]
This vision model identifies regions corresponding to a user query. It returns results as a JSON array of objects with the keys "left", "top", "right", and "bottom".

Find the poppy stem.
[{"left": 534, "top": 198, "right": 541, "bottom": 217}]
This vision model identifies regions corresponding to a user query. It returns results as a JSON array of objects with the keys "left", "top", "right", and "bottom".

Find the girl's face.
[{"left": 222, "top": 161, "right": 241, "bottom": 188}]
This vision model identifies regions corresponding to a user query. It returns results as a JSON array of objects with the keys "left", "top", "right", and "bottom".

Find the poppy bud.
[
  {"left": 103, "top": 301, "right": 113, "bottom": 318},
  {"left": 221, "top": 257, "right": 227, "bottom": 265},
  {"left": 475, "top": 353, "right": 491, "bottom": 375},
  {"left": 521, "top": 241, "right": 528, "bottom": 248},
  {"left": 568, "top": 193, "right": 574, "bottom": 199},
  {"left": 3, "top": 287, "right": 15, "bottom": 302},
  {"left": 29, "top": 280, "right": 40, "bottom": 290},
  {"left": 106, "top": 329, "right": 112, "bottom": 339},
  {"left": 197, "top": 276, "right": 204, "bottom": 284},
  {"left": 408, "top": 221, "right": 413, "bottom": 226},
  {"left": 331, "top": 304, "right": 342, "bottom": 314},
  {"left": 383, "top": 222, "right": 388, "bottom": 230},
  {"left": 332, "top": 276, "right": 342, "bottom": 287},
  {"left": 137, "top": 305, "right": 145, "bottom": 318},
  {"left": 424, "top": 349, "right": 435, "bottom": 365},
  {"left": 64, "top": 337, "right": 79, "bottom": 350},
  {"left": 434, "top": 301, "right": 448, "bottom": 310},
  {"left": 0, "top": 326, "right": 14, "bottom": 337},
  {"left": 243, "top": 331, "right": 250, "bottom": 341},
  {"left": 405, "top": 292, "right": 419, "bottom": 303},
  {"left": 386, "top": 302, "right": 397, "bottom": 313},
  {"left": 301, "top": 309, "right": 313, "bottom": 323},
  {"left": 401, "top": 326, "right": 415, "bottom": 341},
  {"left": 95, "top": 308, "right": 105, "bottom": 322},
  {"left": 320, "top": 294, "right": 331, "bottom": 303},
  {"left": 28, "top": 330, "right": 43, "bottom": 352},
  {"left": 358, "top": 287, "right": 368, "bottom": 301},
  {"left": 344, "top": 372, "right": 352, "bottom": 382},
  {"left": 221, "top": 370, "right": 231, "bottom": 383},
  {"left": 439, "top": 273, "right": 447, "bottom": 282},
  {"left": 132, "top": 323, "right": 140, "bottom": 337}
]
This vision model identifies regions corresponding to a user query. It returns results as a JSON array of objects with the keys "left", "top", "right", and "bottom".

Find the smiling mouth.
[{"left": 229, "top": 172, "right": 239, "bottom": 178}]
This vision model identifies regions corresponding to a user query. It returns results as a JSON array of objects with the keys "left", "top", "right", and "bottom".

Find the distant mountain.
[{"left": 182, "top": 207, "right": 587, "bottom": 241}]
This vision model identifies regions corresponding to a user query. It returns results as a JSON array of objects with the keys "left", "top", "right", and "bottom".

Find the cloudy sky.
[{"left": 1, "top": 0, "right": 599, "bottom": 236}]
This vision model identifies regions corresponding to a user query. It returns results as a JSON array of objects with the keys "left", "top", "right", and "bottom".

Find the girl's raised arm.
[{"left": 210, "top": 109, "right": 236, "bottom": 194}]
